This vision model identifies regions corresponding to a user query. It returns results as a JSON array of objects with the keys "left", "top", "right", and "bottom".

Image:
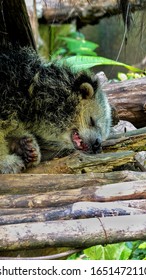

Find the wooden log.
[
  {"left": 0, "top": 180, "right": 146, "bottom": 208},
  {"left": 0, "top": 201, "right": 145, "bottom": 225},
  {"left": 1, "top": 198, "right": 146, "bottom": 216},
  {"left": 0, "top": 215, "right": 146, "bottom": 250},
  {"left": 104, "top": 77, "right": 146, "bottom": 128},
  {"left": 1, "top": 170, "right": 146, "bottom": 195}
]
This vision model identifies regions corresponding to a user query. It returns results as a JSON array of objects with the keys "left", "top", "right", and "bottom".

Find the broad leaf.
[{"left": 64, "top": 55, "right": 144, "bottom": 73}]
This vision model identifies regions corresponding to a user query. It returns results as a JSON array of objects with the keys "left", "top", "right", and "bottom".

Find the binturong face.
[
  {"left": 61, "top": 77, "right": 111, "bottom": 155},
  {"left": 30, "top": 67, "right": 111, "bottom": 160}
]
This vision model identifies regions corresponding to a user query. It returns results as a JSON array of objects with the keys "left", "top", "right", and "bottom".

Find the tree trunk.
[{"left": 0, "top": 0, "right": 36, "bottom": 49}]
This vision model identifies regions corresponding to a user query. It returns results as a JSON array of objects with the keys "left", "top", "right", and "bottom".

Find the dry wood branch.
[
  {"left": 103, "top": 133, "right": 146, "bottom": 153},
  {"left": 26, "top": 150, "right": 135, "bottom": 174},
  {"left": 0, "top": 180, "right": 146, "bottom": 208},
  {"left": 1, "top": 215, "right": 146, "bottom": 250},
  {"left": 0, "top": 201, "right": 145, "bottom": 225}
]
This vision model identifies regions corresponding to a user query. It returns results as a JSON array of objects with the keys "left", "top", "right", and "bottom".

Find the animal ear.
[
  {"left": 79, "top": 82, "right": 94, "bottom": 99},
  {"left": 73, "top": 73, "right": 98, "bottom": 100}
]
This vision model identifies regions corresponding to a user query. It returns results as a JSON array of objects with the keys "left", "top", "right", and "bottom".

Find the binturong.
[{"left": 0, "top": 45, "right": 111, "bottom": 173}]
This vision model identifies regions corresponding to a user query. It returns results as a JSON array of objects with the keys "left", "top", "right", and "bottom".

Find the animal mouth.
[{"left": 71, "top": 130, "right": 89, "bottom": 151}]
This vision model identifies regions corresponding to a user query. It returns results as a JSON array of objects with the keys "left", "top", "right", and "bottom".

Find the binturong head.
[{"left": 61, "top": 72, "right": 111, "bottom": 155}]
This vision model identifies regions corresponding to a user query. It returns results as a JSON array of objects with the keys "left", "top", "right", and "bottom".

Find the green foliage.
[
  {"left": 62, "top": 56, "right": 143, "bottom": 73},
  {"left": 68, "top": 241, "right": 146, "bottom": 260},
  {"left": 46, "top": 24, "right": 144, "bottom": 74},
  {"left": 139, "top": 242, "right": 146, "bottom": 249},
  {"left": 59, "top": 35, "right": 98, "bottom": 56},
  {"left": 51, "top": 30, "right": 98, "bottom": 58},
  {"left": 49, "top": 25, "right": 76, "bottom": 59},
  {"left": 84, "top": 243, "right": 131, "bottom": 260},
  {"left": 126, "top": 241, "right": 146, "bottom": 260}
]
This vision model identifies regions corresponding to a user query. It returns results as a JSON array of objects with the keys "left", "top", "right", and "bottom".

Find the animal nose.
[{"left": 92, "top": 138, "right": 102, "bottom": 153}]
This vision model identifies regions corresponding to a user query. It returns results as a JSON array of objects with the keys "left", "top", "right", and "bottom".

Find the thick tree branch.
[{"left": 40, "top": 0, "right": 146, "bottom": 26}]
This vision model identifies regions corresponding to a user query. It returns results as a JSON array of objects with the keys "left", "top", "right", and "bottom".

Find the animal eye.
[{"left": 90, "top": 117, "right": 95, "bottom": 127}]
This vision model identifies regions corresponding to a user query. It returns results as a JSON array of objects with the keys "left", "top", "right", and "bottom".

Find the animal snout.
[{"left": 92, "top": 138, "right": 102, "bottom": 153}]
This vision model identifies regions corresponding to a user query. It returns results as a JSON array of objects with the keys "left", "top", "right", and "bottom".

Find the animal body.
[{"left": 0, "top": 45, "right": 111, "bottom": 173}]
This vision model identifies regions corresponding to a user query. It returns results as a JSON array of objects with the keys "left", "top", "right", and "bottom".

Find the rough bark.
[
  {"left": 28, "top": 150, "right": 135, "bottom": 174},
  {"left": 104, "top": 77, "right": 146, "bottom": 128}
]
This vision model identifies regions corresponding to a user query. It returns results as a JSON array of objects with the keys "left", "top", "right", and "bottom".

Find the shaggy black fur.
[{"left": 0, "top": 45, "right": 97, "bottom": 131}]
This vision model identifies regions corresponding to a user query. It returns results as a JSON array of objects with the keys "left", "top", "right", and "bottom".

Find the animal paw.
[{"left": 11, "top": 136, "right": 41, "bottom": 167}]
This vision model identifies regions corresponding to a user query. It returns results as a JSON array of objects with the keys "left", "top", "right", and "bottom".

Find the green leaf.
[
  {"left": 59, "top": 37, "right": 98, "bottom": 51},
  {"left": 84, "top": 243, "right": 131, "bottom": 260},
  {"left": 139, "top": 242, "right": 146, "bottom": 249},
  {"left": 125, "top": 241, "right": 146, "bottom": 260},
  {"left": 84, "top": 245, "right": 106, "bottom": 260},
  {"left": 70, "top": 48, "right": 97, "bottom": 56},
  {"left": 64, "top": 55, "right": 144, "bottom": 73},
  {"left": 105, "top": 243, "right": 131, "bottom": 260}
]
